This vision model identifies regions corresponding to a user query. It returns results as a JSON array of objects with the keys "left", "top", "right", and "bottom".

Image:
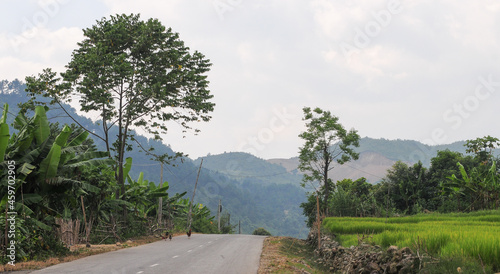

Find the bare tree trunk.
[{"left": 81, "top": 196, "right": 89, "bottom": 244}]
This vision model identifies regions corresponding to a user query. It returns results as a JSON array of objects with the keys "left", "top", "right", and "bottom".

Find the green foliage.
[
  {"left": 381, "top": 161, "right": 435, "bottom": 214},
  {"left": 300, "top": 193, "right": 321, "bottom": 228},
  {"left": 0, "top": 104, "right": 111, "bottom": 262},
  {"left": 300, "top": 135, "right": 500, "bottom": 230},
  {"left": 298, "top": 107, "right": 360, "bottom": 216},
  {"left": 465, "top": 135, "right": 500, "bottom": 163},
  {"left": 252, "top": 227, "right": 272, "bottom": 236},
  {"left": 329, "top": 185, "right": 360, "bottom": 217},
  {"left": 0, "top": 216, "right": 69, "bottom": 264},
  {"left": 190, "top": 203, "right": 219, "bottom": 234}
]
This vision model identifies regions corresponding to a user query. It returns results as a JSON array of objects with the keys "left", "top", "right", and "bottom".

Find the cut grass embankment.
[
  {"left": 258, "top": 236, "right": 330, "bottom": 273},
  {"left": 323, "top": 210, "right": 500, "bottom": 273}
]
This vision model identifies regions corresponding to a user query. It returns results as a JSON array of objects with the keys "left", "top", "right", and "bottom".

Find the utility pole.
[
  {"left": 217, "top": 199, "right": 221, "bottom": 231},
  {"left": 158, "top": 162, "right": 164, "bottom": 226},
  {"left": 239, "top": 220, "right": 241, "bottom": 234},
  {"left": 188, "top": 159, "right": 203, "bottom": 230}
]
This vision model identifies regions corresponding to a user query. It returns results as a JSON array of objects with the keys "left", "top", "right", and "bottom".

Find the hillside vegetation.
[{"left": 0, "top": 80, "right": 308, "bottom": 239}]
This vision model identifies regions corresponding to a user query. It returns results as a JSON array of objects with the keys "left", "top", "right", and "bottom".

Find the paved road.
[{"left": 31, "top": 234, "right": 266, "bottom": 274}]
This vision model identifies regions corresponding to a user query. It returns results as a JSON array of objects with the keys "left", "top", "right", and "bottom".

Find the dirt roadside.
[{"left": 258, "top": 236, "right": 329, "bottom": 274}]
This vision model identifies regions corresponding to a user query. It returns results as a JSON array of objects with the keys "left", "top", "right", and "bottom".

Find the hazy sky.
[{"left": 1, "top": 0, "right": 500, "bottom": 159}]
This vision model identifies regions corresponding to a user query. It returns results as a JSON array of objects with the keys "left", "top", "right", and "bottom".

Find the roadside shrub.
[{"left": 252, "top": 227, "right": 272, "bottom": 236}]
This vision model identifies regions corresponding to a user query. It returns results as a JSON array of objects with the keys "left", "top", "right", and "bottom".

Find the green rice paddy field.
[{"left": 323, "top": 210, "right": 500, "bottom": 271}]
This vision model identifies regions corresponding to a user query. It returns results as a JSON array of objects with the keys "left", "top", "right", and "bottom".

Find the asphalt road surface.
[{"left": 31, "top": 234, "right": 266, "bottom": 274}]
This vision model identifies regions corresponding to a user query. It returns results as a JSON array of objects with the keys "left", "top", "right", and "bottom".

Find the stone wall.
[{"left": 307, "top": 230, "right": 420, "bottom": 273}]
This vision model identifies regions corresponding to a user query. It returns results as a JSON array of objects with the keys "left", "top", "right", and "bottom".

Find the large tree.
[
  {"left": 298, "top": 107, "right": 360, "bottom": 216},
  {"left": 25, "top": 14, "right": 215, "bottom": 197}
]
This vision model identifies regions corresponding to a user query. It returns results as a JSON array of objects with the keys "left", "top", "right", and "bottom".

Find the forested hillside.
[
  {"left": 355, "top": 137, "right": 468, "bottom": 166},
  {"left": 194, "top": 152, "right": 302, "bottom": 185},
  {"left": 2, "top": 79, "right": 496, "bottom": 239},
  {"left": 0, "top": 79, "right": 307, "bottom": 238}
]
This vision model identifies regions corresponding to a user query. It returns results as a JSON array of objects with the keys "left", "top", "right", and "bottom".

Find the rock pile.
[{"left": 307, "top": 230, "right": 420, "bottom": 273}]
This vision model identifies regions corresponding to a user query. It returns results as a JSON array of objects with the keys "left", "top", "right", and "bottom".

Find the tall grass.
[{"left": 323, "top": 210, "right": 500, "bottom": 271}]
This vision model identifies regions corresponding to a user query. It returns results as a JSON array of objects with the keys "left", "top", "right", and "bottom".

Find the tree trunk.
[{"left": 323, "top": 147, "right": 330, "bottom": 217}]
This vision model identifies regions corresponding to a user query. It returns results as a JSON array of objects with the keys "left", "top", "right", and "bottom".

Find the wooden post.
[
  {"left": 158, "top": 162, "right": 164, "bottom": 225},
  {"left": 80, "top": 196, "right": 88, "bottom": 244},
  {"left": 218, "top": 199, "right": 221, "bottom": 231},
  {"left": 316, "top": 193, "right": 321, "bottom": 249}
]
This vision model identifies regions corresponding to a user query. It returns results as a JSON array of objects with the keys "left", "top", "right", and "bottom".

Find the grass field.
[{"left": 323, "top": 210, "right": 500, "bottom": 272}]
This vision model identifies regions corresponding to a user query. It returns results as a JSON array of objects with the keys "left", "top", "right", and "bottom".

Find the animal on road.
[
  {"left": 187, "top": 229, "right": 192, "bottom": 238},
  {"left": 163, "top": 231, "right": 172, "bottom": 241}
]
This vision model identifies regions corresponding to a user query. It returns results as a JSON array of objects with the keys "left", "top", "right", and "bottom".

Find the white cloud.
[
  {"left": 1, "top": 0, "right": 500, "bottom": 159},
  {"left": 1, "top": 26, "right": 82, "bottom": 80}
]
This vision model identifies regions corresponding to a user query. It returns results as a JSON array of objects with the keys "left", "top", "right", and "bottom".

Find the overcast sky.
[{"left": 1, "top": 0, "right": 500, "bottom": 159}]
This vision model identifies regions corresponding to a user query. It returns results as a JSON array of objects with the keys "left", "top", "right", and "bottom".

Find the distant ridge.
[
  {"left": 355, "top": 137, "right": 468, "bottom": 166},
  {"left": 267, "top": 137, "right": 472, "bottom": 184}
]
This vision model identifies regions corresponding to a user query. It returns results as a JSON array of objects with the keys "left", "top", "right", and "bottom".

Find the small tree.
[
  {"left": 252, "top": 227, "right": 271, "bottom": 236},
  {"left": 298, "top": 107, "right": 360, "bottom": 217},
  {"left": 465, "top": 136, "right": 500, "bottom": 164}
]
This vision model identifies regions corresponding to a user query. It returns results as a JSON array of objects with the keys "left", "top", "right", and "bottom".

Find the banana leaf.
[
  {"left": 65, "top": 158, "right": 115, "bottom": 168},
  {"left": 67, "top": 130, "right": 89, "bottom": 147},
  {"left": 39, "top": 125, "right": 72, "bottom": 180},
  {"left": 33, "top": 106, "right": 50, "bottom": 144},
  {"left": 0, "top": 123, "right": 9, "bottom": 161}
]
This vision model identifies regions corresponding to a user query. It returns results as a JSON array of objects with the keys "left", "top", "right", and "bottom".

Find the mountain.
[
  {"left": 194, "top": 152, "right": 302, "bottom": 185},
  {"left": 355, "top": 137, "right": 468, "bottom": 165},
  {"left": 268, "top": 137, "right": 472, "bottom": 184},
  {"left": 0, "top": 79, "right": 308, "bottom": 238},
  {"left": 1, "top": 79, "right": 493, "bottom": 238}
]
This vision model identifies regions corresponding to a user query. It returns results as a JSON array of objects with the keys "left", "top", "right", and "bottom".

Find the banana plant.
[
  {"left": 123, "top": 170, "right": 171, "bottom": 219},
  {"left": 444, "top": 161, "right": 500, "bottom": 211},
  {"left": 1, "top": 104, "right": 113, "bottom": 220},
  {"left": 486, "top": 161, "right": 500, "bottom": 209}
]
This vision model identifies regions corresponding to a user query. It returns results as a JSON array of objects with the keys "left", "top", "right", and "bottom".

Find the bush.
[{"left": 252, "top": 227, "right": 271, "bottom": 236}]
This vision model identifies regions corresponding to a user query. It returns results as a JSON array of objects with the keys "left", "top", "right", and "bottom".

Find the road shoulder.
[{"left": 258, "top": 236, "right": 330, "bottom": 273}]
